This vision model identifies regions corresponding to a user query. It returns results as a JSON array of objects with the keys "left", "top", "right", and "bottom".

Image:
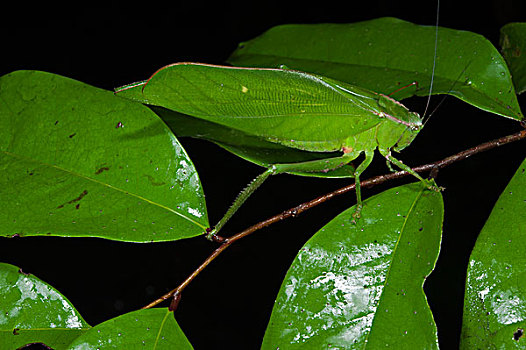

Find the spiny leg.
[
  {"left": 379, "top": 148, "right": 439, "bottom": 191},
  {"left": 207, "top": 153, "right": 357, "bottom": 240},
  {"left": 206, "top": 168, "right": 274, "bottom": 240},
  {"left": 352, "top": 149, "right": 375, "bottom": 220},
  {"left": 385, "top": 158, "right": 397, "bottom": 173}
]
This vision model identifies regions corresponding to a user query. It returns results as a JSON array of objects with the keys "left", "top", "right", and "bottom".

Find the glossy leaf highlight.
[
  {"left": 501, "top": 22, "right": 526, "bottom": 94},
  {"left": 0, "top": 70, "right": 208, "bottom": 242},
  {"left": 66, "top": 308, "right": 193, "bottom": 350},
  {"left": 461, "top": 157, "right": 526, "bottom": 348},
  {"left": 229, "top": 18, "right": 523, "bottom": 121},
  {"left": 0, "top": 263, "right": 90, "bottom": 349},
  {"left": 262, "top": 182, "right": 444, "bottom": 349}
]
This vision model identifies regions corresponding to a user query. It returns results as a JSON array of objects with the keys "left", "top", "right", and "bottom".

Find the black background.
[{"left": 2, "top": 0, "right": 526, "bottom": 349}]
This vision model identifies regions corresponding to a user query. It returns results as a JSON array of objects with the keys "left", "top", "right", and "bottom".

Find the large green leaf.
[
  {"left": 229, "top": 18, "right": 523, "bottom": 121},
  {"left": 0, "top": 70, "right": 208, "bottom": 242},
  {"left": 0, "top": 263, "right": 90, "bottom": 349},
  {"left": 66, "top": 308, "right": 193, "bottom": 350},
  {"left": 149, "top": 106, "right": 356, "bottom": 178},
  {"left": 460, "top": 157, "right": 526, "bottom": 349},
  {"left": 501, "top": 23, "right": 526, "bottom": 94},
  {"left": 262, "top": 182, "right": 444, "bottom": 349}
]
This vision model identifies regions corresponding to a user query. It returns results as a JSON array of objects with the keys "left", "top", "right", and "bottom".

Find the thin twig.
[{"left": 142, "top": 128, "right": 526, "bottom": 310}]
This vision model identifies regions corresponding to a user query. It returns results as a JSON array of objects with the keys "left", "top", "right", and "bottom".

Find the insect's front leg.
[
  {"left": 351, "top": 149, "right": 375, "bottom": 221},
  {"left": 378, "top": 148, "right": 440, "bottom": 191},
  {"left": 385, "top": 158, "right": 397, "bottom": 173}
]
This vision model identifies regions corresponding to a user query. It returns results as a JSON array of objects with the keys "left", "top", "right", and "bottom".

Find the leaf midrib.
[
  {"left": 363, "top": 186, "right": 425, "bottom": 348},
  {"left": 2, "top": 150, "right": 206, "bottom": 229}
]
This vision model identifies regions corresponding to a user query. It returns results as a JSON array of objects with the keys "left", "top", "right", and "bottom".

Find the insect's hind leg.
[
  {"left": 207, "top": 153, "right": 358, "bottom": 240},
  {"left": 206, "top": 168, "right": 274, "bottom": 240}
]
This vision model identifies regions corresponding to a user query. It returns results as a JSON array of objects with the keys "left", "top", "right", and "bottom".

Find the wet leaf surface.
[
  {"left": 262, "top": 182, "right": 444, "bottom": 349},
  {"left": 461, "top": 157, "right": 526, "bottom": 349},
  {"left": 0, "top": 263, "right": 90, "bottom": 349}
]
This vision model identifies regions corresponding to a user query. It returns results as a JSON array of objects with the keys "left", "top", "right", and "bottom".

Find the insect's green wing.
[
  {"left": 148, "top": 106, "right": 357, "bottom": 178},
  {"left": 116, "top": 63, "right": 386, "bottom": 153}
]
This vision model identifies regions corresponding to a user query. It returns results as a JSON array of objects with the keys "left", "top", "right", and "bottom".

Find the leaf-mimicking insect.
[{"left": 116, "top": 63, "right": 438, "bottom": 236}]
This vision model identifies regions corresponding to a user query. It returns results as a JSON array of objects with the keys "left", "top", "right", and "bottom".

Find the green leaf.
[
  {"left": 500, "top": 23, "right": 526, "bottom": 94},
  {"left": 228, "top": 17, "right": 523, "bottom": 121},
  {"left": 65, "top": 308, "right": 193, "bottom": 350},
  {"left": 261, "top": 182, "right": 444, "bottom": 349},
  {"left": 149, "top": 107, "right": 356, "bottom": 178},
  {"left": 460, "top": 157, "right": 526, "bottom": 348},
  {"left": 0, "top": 263, "right": 193, "bottom": 349},
  {"left": 0, "top": 263, "right": 90, "bottom": 349},
  {"left": 0, "top": 70, "right": 208, "bottom": 242}
]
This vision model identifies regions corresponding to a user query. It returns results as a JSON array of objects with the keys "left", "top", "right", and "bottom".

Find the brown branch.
[{"left": 143, "top": 128, "right": 526, "bottom": 310}]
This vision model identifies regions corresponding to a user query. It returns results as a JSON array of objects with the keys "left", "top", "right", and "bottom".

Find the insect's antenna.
[
  {"left": 422, "top": 60, "right": 473, "bottom": 128},
  {"left": 421, "top": 0, "right": 440, "bottom": 120}
]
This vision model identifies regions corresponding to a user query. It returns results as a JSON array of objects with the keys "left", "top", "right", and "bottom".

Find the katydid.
[{"left": 116, "top": 63, "right": 437, "bottom": 237}]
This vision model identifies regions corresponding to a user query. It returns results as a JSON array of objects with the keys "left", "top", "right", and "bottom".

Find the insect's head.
[
  {"left": 377, "top": 94, "right": 423, "bottom": 151},
  {"left": 393, "top": 111, "right": 422, "bottom": 152}
]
